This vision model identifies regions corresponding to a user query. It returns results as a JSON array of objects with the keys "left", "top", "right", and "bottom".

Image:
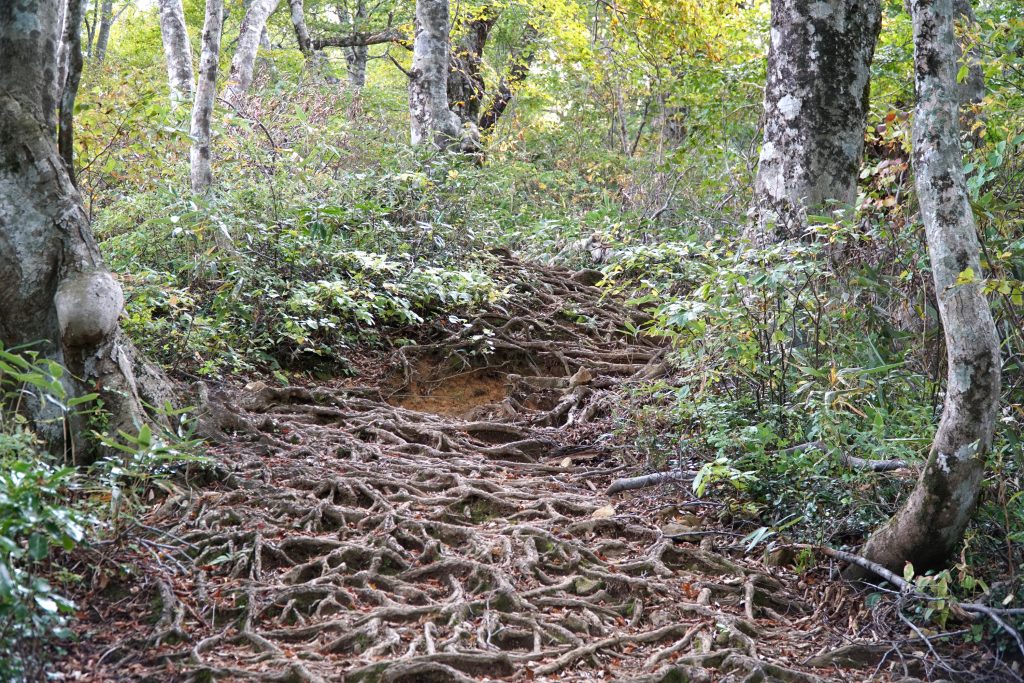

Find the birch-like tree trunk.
[
  {"left": 855, "top": 0, "right": 1001, "bottom": 574},
  {"left": 287, "top": 0, "right": 336, "bottom": 81},
  {"left": 191, "top": 0, "right": 225, "bottom": 192},
  {"left": 746, "top": 0, "right": 881, "bottom": 244},
  {"left": 94, "top": 0, "right": 115, "bottom": 62},
  {"left": 157, "top": 0, "right": 195, "bottom": 106},
  {"left": 409, "top": 0, "right": 461, "bottom": 148},
  {"left": 1, "top": 0, "right": 167, "bottom": 460},
  {"left": 223, "top": 0, "right": 281, "bottom": 105}
]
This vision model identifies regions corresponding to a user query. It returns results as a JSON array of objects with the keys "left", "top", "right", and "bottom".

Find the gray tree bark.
[
  {"left": 344, "top": 0, "right": 368, "bottom": 87},
  {"left": 94, "top": 0, "right": 115, "bottom": 62},
  {"left": 223, "top": 0, "right": 281, "bottom": 105},
  {"left": 191, "top": 0, "right": 225, "bottom": 192},
  {"left": 855, "top": 0, "right": 1001, "bottom": 575},
  {"left": 1, "top": 0, "right": 165, "bottom": 461},
  {"left": 59, "top": 0, "right": 86, "bottom": 183},
  {"left": 479, "top": 24, "right": 537, "bottom": 133},
  {"left": 409, "top": 0, "right": 461, "bottom": 148},
  {"left": 287, "top": 0, "right": 337, "bottom": 81},
  {"left": 157, "top": 0, "right": 195, "bottom": 106},
  {"left": 953, "top": 0, "right": 984, "bottom": 108},
  {"left": 447, "top": 11, "right": 496, "bottom": 125},
  {"left": 747, "top": 0, "right": 882, "bottom": 244}
]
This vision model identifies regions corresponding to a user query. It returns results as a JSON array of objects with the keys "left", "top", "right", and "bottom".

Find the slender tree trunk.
[
  {"left": 288, "top": 0, "right": 336, "bottom": 81},
  {"left": 854, "top": 0, "right": 1001, "bottom": 575},
  {"left": 1, "top": 0, "right": 166, "bottom": 460},
  {"left": 59, "top": 0, "right": 86, "bottom": 184},
  {"left": 289, "top": 0, "right": 312, "bottom": 53},
  {"left": 447, "top": 11, "right": 496, "bottom": 125},
  {"left": 409, "top": 0, "right": 461, "bottom": 148},
  {"left": 94, "top": 0, "right": 115, "bottom": 62},
  {"left": 346, "top": 44, "right": 368, "bottom": 87},
  {"left": 746, "top": 0, "right": 881, "bottom": 245},
  {"left": 223, "top": 0, "right": 281, "bottom": 105},
  {"left": 157, "top": 0, "right": 195, "bottom": 106},
  {"left": 479, "top": 25, "right": 537, "bottom": 133},
  {"left": 953, "top": 0, "right": 986, "bottom": 144},
  {"left": 56, "top": 0, "right": 70, "bottom": 111},
  {"left": 343, "top": 0, "right": 368, "bottom": 87},
  {"left": 191, "top": 0, "right": 225, "bottom": 192}
]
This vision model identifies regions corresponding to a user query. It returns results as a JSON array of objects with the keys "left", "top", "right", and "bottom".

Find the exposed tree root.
[{"left": 57, "top": 257, "right": 1005, "bottom": 682}]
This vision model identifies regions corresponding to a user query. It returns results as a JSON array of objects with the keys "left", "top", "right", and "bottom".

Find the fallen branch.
[
  {"left": 606, "top": 470, "right": 695, "bottom": 495},
  {"left": 781, "top": 441, "right": 908, "bottom": 472}
]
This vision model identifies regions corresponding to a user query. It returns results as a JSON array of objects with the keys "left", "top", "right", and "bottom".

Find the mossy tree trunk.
[
  {"left": 746, "top": 0, "right": 881, "bottom": 245},
  {"left": 855, "top": 0, "right": 1001, "bottom": 575},
  {"left": 0, "top": 0, "right": 168, "bottom": 462}
]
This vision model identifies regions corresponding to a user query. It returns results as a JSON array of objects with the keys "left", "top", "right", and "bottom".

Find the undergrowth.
[{"left": 0, "top": 346, "right": 205, "bottom": 680}]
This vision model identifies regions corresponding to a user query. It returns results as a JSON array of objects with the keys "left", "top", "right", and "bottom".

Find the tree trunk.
[
  {"left": 953, "top": 0, "right": 985, "bottom": 145},
  {"left": 223, "top": 0, "right": 281, "bottom": 105},
  {"left": 447, "top": 12, "right": 496, "bottom": 125},
  {"left": 344, "top": 0, "right": 368, "bottom": 87},
  {"left": 288, "top": 0, "right": 336, "bottom": 81},
  {"left": 59, "top": 0, "right": 86, "bottom": 184},
  {"left": 479, "top": 25, "right": 537, "bottom": 133},
  {"left": 157, "top": 0, "right": 195, "bottom": 106},
  {"left": 346, "top": 45, "right": 368, "bottom": 87},
  {"left": 191, "top": 0, "right": 225, "bottom": 192},
  {"left": 94, "top": 0, "right": 115, "bottom": 62},
  {"left": 56, "top": 0, "right": 70, "bottom": 111},
  {"left": 409, "top": 0, "right": 461, "bottom": 148},
  {"left": 1, "top": 0, "right": 164, "bottom": 461},
  {"left": 854, "top": 0, "right": 1001, "bottom": 575},
  {"left": 746, "top": 0, "right": 881, "bottom": 244}
]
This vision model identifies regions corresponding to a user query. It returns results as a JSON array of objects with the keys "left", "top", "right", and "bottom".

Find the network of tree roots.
[{"left": 59, "top": 256, "right": 1006, "bottom": 682}]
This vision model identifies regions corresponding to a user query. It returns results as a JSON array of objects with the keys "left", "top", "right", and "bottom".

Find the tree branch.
[{"left": 311, "top": 26, "right": 407, "bottom": 50}]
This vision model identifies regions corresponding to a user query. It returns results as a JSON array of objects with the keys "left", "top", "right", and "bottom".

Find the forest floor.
[{"left": 55, "top": 255, "right": 1011, "bottom": 682}]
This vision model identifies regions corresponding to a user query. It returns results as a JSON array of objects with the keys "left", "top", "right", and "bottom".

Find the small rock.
[
  {"left": 591, "top": 505, "right": 616, "bottom": 519},
  {"left": 763, "top": 546, "right": 796, "bottom": 567},
  {"left": 569, "top": 366, "right": 594, "bottom": 386},
  {"left": 571, "top": 269, "right": 605, "bottom": 286}
]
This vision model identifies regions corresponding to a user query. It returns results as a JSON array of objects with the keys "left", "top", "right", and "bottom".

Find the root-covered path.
[{"left": 61, "top": 257, "right": 973, "bottom": 682}]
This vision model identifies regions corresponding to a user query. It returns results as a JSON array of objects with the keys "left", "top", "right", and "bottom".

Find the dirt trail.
[{"left": 59, "top": 256, "right": 989, "bottom": 682}]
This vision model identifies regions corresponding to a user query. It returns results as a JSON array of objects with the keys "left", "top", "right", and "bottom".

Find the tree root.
[{"left": 63, "top": 257, "right": 984, "bottom": 682}]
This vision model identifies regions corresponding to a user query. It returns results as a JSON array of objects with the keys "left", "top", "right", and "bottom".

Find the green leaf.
[
  {"left": 35, "top": 595, "right": 58, "bottom": 613},
  {"left": 28, "top": 533, "right": 48, "bottom": 561},
  {"left": 903, "top": 562, "right": 915, "bottom": 583}
]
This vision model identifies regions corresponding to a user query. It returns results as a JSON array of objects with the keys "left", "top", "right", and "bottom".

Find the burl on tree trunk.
[
  {"left": 853, "top": 0, "right": 1001, "bottom": 575},
  {"left": 747, "top": 0, "right": 881, "bottom": 244},
  {"left": 1, "top": 0, "right": 171, "bottom": 462}
]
